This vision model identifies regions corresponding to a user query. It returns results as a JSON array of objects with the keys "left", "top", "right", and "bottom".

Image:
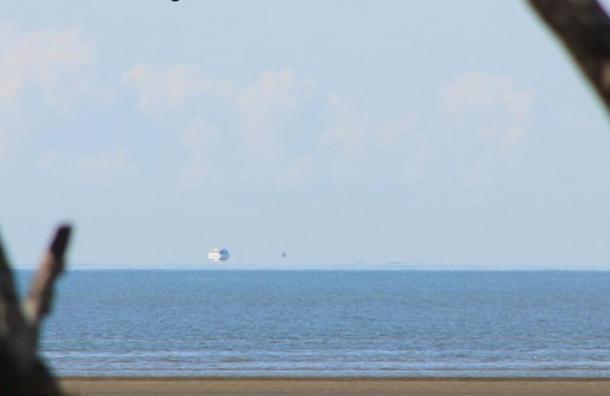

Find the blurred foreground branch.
[
  {"left": 0, "top": 225, "right": 72, "bottom": 396},
  {"left": 529, "top": 0, "right": 610, "bottom": 113}
]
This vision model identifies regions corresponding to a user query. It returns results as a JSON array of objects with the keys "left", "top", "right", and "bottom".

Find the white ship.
[{"left": 208, "top": 247, "right": 230, "bottom": 262}]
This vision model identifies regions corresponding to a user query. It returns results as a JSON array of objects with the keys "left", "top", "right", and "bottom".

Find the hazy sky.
[{"left": 2, "top": 1, "right": 610, "bottom": 269}]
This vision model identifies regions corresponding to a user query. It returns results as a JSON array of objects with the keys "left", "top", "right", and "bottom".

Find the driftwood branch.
[
  {"left": 0, "top": 224, "right": 72, "bottom": 396},
  {"left": 529, "top": 0, "right": 610, "bottom": 113},
  {"left": 25, "top": 225, "right": 71, "bottom": 327}
]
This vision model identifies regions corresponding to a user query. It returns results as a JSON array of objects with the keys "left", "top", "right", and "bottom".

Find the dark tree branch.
[
  {"left": 0, "top": 232, "right": 32, "bottom": 371},
  {"left": 25, "top": 225, "right": 72, "bottom": 326},
  {"left": 0, "top": 234, "right": 23, "bottom": 335},
  {"left": 0, "top": 225, "right": 72, "bottom": 396},
  {"left": 529, "top": 0, "right": 610, "bottom": 113}
]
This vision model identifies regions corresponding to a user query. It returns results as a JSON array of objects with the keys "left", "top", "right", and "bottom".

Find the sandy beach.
[{"left": 60, "top": 377, "right": 610, "bottom": 396}]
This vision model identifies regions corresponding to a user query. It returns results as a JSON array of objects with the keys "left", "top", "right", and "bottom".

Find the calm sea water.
[{"left": 17, "top": 270, "right": 610, "bottom": 377}]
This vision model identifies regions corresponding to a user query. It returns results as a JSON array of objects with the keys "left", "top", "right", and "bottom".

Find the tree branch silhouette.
[
  {"left": 0, "top": 225, "right": 72, "bottom": 396},
  {"left": 529, "top": 0, "right": 610, "bottom": 113}
]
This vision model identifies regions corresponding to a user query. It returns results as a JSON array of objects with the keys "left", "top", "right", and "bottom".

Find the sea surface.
[{"left": 16, "top": 270, "right": 610, "bottom": 377}]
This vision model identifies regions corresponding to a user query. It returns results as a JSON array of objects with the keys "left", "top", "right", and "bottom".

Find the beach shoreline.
[{"left": 60, "top": 377, "right": 610, "bottom": 396}]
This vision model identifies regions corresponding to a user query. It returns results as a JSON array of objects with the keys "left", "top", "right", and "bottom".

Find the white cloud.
[
  {"left": 177, "top": 117, "right": 221, "bottom": 188},
  {"left": 439, "top": 73, "right": 536, "bottom": 148},
  {"left": 320, "top": 94, "right": 369, "bottom": 161},
  {"left": 320, "top": 93, "right": 421, "bottom": 181},
  {"left": 121, "top": 64, "right": 535, "bottom": 189},
  {"left": 0, "top": 23, "right": 112, "bottom": 167},
  {"left": 378, "top": 113, "right": 418, "bottom": 152},
  {"left": 124, "top": 66, "right": 316, "bottom": 183},
  {"left": 36, "top": 147, "right": 135, "bottom": 183},
  {"left": 235, "top": 70, "right": 314, "bottom": 167},
  {"left": 278, "top": 155, "right": 314, "bottom": 186},
  {"left": 434, "top": 73, "right": 537, "bottom": 196},
  {"left": 403, "top": 146, "right": 436, "bottom": 184},
  {"left": 0, "top": 23, "right": 108, "bottom": 111},
  {"left": 316, "top": 74, "right": 534, "bottom": 187},
  {"left": 122, "top": 64, "right": 234, "bottom": 114}
]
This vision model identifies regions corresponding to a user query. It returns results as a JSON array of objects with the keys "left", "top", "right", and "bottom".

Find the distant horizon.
[{"left": 15, "top": 263, "right": 610, "bottom": 271}]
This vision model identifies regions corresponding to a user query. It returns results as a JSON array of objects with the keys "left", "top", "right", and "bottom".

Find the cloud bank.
[{"left": 0, "top": 23, "right": 537, "bottom": 193}]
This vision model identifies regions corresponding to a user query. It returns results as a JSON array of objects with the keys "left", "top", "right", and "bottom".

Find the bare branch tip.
[{"left": 50, "top": 224, "right": 72, "bottom": 259}]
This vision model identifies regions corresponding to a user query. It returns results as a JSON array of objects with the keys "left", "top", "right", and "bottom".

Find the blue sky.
[{"left": 1, "top": 1, "right": 610, "bottom": 269}]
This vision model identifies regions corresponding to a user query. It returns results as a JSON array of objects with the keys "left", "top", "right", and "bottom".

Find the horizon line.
[{"left": 13, "top": 264, "right": 610, "bottom": 272}]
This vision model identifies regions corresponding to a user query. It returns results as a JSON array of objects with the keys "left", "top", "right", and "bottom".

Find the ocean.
[{"left": 18, "top": 270, "right": 610, "bottom": 377}]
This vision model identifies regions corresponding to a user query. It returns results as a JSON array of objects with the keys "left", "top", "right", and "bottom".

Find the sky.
[{"left": 1, "top": 1, "right": 610, "bottom": 269}]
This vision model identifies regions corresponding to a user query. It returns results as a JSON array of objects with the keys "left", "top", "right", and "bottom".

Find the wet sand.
[{"left": 60, "top": 377, "right": 610, "bottom": 396}]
